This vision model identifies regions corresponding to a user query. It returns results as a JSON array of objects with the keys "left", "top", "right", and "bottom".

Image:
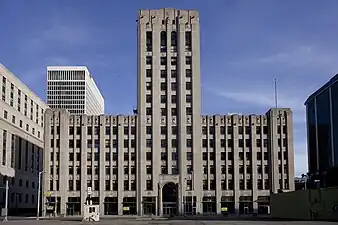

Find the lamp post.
[
  {"left": 37, "top": 171, "right": 46, "bottom": 220},
  {"left": 1, "top": 177, "right": 9, "bottom": 222}
]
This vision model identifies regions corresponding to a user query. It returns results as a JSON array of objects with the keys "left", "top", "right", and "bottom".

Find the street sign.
[{"left": 1, "top": 208, "right": 7, "bottom": 216}]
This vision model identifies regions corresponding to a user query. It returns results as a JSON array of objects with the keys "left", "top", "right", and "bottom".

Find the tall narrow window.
[
  {"left": 185, "top": 31, "right": 192, "bottom": 51},
  {"left": 146, "top": 31, "right": 152, "bottom": 52},
  {"left": 171, "top": 31, "right": 177, "bottom": 52},
  {"left": 160, "top": 31, "right": 167, "bottom": 52}
]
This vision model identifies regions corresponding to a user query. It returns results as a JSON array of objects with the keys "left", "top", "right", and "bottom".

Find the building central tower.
[{"left": 137, "top": 8, "right": 202, "bottom": 215}]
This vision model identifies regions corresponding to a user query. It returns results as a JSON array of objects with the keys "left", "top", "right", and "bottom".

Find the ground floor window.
[
  {"left": 202, "top": 197, "right": 216, "bottom": 214},
  {"left": 184, "top": 196, "right": 196, "bottom": 215},
  {"left": 46, "top": 197, "right": 60, "bottom": 215},
  {"left": 104, "top": 197, "right": 118, "bottom": 215},
  {"left": 123, "top": 197, "right": 136, "bottom": 215},
  {"left": 66, "top": 197, "right": 81, "bottom": 216},
  {"left": 239, "top": 196, "right": 253, "bottom": 215},
  {"left": 143, "top": 197, "right": 156, "bottom": 215}
]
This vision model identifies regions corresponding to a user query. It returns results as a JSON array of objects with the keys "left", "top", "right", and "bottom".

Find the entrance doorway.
[{"left": 162, "top": 182, "right": 178, "bottom": 216}]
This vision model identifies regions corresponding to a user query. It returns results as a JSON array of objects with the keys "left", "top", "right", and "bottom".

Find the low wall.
[{"left": 271, "top": 187, "right": 338, "bottom": 221}]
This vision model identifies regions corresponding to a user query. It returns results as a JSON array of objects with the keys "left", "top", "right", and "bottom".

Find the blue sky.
[{"left": 1, "top": 0, "right": 338, "bottom": 176}]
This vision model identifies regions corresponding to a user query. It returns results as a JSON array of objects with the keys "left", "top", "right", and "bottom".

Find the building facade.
[
  {"left": 304, "top": 74, "right": 338, "bottom": 174},
  {"left": 43, "top": 107, "right": 295, "bottom": 217},
  {"left": 136, "top": 8, "right": 202, "bottom": 217},
  {"left": 0, "top": 63, "right": 47, "bottom": 213},
  {"left": 46, "top": 66, "right": 104, "bottom": 115},
  {"left": 42, "top": 8, "right": 295, "bottom": 217}
]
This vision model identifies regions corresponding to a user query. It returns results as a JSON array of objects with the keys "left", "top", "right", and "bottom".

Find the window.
[
  {"left": 171, "top": 95, "right": 177, "bottom": 104},
  {"left": 146, "top": 56, "right": 152, "bottom": 65},
  {"left": 160, "top": 70, "right": 166, "bottom": 78},
  {"left": 186, "top": 82, "right": 192, "bottom": 90},
  {"left": 186, "top": 69, "right": 192, "bottom": 78},
  {"left": 146, "top": 126, "right": 152, "bottom": 134},
  {"left": 146, "top": 31, "right": 152, "bottom": 51},
  {"left": 160, "top": 31, "right": 167, "bottom": 52},
  {"left": 185, "top": 31, "right": 192, "bottom": 51},
  {"left": 146, "top": 95, "right": 152, "bottom": 103},
  {"left": 146, "top": 139, "right": 152, "bottom": 148},
  {"left": 186, "top": 152, "right": 193, "bottom": 161},
  {"left": 3, "top": 110, "right": 7, "bottom": 119},
  {"left": 12, "top": 115, "right": 15, "bottom": 124},
  {"left": 171, "top": 82, "right": 177, "bottom": 91},
  {"left": 160, "top": 57, "right": 167, "bottom": 66},
  {"left": 186, "top": 94, "right": 192, "bottom": 103},
  {"left": 160, "top": 95, "right": 166, "bottom": 104},
  {"left": 186, "top": 126, "right": 192, "bottom": 135},
  {"left": 186, "top": 56, "right": 192, "bottom": 65},
  {"left": 171, "top": 57, "right": 177, "bottom": 65},
  {"left": 186, "top": 139, "right": 192, "bottom": 147}
]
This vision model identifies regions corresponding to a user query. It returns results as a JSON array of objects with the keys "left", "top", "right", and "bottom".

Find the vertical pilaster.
[
  {"left": 215, "top": 116, "right": 221, "bottom": 214},
  {"left": 232, "top": 115, "right": 240, "bottom": 215},
  {"left": 177, "top": 13, "right": 186, "bottom": 215},
  {"left": 80, "top": 115, "right": 88, "bottom": 215},
  {"left": 251, "top": 115, "right": 258, "bottom": 214},
  {"left": 117, "top": 116, "right": 124, "bottom": 215},
  {"left": 99, "top": 115, "right": 105, "bottom": 215},
  {"left": 59, "top": 110, "right": 69, "bottom": 215}
]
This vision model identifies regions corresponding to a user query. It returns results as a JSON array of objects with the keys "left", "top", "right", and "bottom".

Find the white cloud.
[
  {"left": 26, "top": 24, "right": 91, "bottom": 50},
  {"left": 228, "top": 45, "right": 338, "bottom": 69},
  {"left": 208, "top": 88, "right": 306, "bottom": 123}
]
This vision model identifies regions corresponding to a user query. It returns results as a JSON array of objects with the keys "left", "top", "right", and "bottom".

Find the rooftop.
[{"left": 304, "top": 73, "right": 338, "bottom": 105}]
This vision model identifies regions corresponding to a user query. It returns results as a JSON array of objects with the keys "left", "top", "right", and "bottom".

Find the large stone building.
[
  {"left": 42, "top": 8, "right": 295, "bottom": 217},
  {"left": 46, "top": 66, "right": 104, "bottom": 115},
  {"left": 0, "top": 63, "right": 47, "bottom": 213},
  {"left": 43, "top": 108, "right": 294, "bottom": 216}
]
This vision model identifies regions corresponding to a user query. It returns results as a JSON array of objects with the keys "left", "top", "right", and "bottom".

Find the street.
[{"left": 1, "top": 218, "right": 337, "bottom": 225}]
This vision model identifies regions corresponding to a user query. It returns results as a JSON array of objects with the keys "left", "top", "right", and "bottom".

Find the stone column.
[{"left": 158, "top": 183, "right": 163, "bottom": 216}]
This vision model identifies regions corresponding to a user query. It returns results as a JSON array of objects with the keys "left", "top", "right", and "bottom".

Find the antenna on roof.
[{"left": 274, "top": 78, "right": 278, "bottom": 108}]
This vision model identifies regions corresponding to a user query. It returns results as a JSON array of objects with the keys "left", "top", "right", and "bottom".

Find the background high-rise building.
[
  {"left": 0, "top": 63, "right": 47, "bottom": 213},
  {"left": 305, "top": 74, "right": 338, "bottom": 188},
  {"left": 305, "top": 74, "right": 338, "bottom": 172},
  {"left": 46, "top": 66, "right": 104, "bottom": 115}
]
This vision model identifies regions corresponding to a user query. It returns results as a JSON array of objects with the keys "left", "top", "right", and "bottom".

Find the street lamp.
[
  {"left": 1, "top": 177, "right": 9, "bottom": 222},
  {"left": 37, "top": 171, "right": 46, "bottom": 220}
]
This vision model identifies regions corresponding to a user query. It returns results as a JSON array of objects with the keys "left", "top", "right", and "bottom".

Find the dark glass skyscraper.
[{"left": 305, "top": 74, "right": 338, "bottom": 173}]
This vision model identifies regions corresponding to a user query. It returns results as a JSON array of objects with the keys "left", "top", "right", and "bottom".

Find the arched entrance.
[{"left": 162, "top": 182, "right": 178, "bottom": 216}]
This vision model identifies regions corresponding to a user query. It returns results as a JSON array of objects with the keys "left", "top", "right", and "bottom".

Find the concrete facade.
[
  {"left": 41, "top": 8, "right": 295, "bottom": 217},
  {"left": 0, "top": 63, "right": 47, "bottom": 212},
  {"left": 46, "top": 66, "right": 104, "bottom": 115},
  {"left": 42, "top": 107, "right": 295, "bottom": 217}
]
